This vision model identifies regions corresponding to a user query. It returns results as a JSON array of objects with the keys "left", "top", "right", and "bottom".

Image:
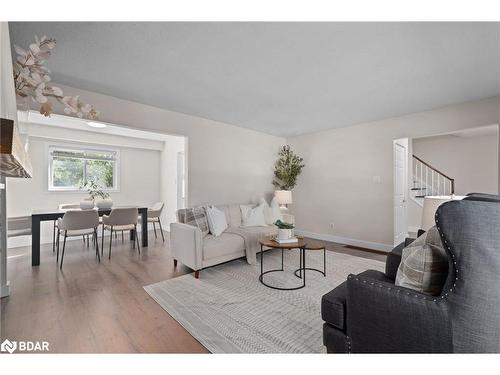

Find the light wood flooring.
[{"left": 0, "top": 230, "right": 386, "bottom": 353}]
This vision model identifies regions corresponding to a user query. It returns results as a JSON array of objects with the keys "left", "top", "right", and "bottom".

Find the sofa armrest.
[
  {"left": 170, "top": 222, "right": 203, "bottom": 271},
  {"left": 346, "top": 273, "right": 451, "bottom": 353}
]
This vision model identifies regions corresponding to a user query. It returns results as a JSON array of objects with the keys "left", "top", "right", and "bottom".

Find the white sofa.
[{"left": 170, "top": 204, "right": 284, "bottom": 278}]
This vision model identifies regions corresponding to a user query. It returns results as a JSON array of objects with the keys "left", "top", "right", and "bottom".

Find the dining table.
[{"left": 31, "top": 206, "right": 148, "bottom": 266}]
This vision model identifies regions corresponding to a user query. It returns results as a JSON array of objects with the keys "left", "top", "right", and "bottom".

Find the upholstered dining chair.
[
  {"left": 101, "top": 207, "right": 140, "bottom": 259},
  {"left": 57, "top": 209, "right": 100, "bottom": 270},
  {"left": 148, "top": 202, "right": 165, "bottom": 242},
  {"left": 53, "top": 203, "right": 86, "bottom": 253}
]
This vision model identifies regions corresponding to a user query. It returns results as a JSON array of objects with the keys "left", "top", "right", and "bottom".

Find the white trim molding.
[{"left": 295, "top": 229, "right": 393, "bottom": 252}]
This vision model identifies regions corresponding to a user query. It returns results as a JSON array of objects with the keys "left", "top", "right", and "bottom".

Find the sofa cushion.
[
  {"left": 203, "top": 232, "right": 245, "bottom": 260},
  {"left": 215, "top": 204, "right": 243, "bottom": 228},
  {"left": 395, "top": 226, "right": 448, "bottom": 295}
]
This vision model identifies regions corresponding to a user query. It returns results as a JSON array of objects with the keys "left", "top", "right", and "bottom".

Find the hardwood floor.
[{"left": 1, "top": 231, "right": 386, "bottom": 353}]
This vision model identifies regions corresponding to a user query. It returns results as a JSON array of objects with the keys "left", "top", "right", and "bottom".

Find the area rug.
[{"left": 144, "top": 248, "right": 384, "bottom": 353}]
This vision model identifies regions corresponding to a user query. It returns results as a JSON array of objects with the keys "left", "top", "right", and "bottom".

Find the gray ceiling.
[{"left": 9, "top": 22, "right": 500, "bottom": 137}]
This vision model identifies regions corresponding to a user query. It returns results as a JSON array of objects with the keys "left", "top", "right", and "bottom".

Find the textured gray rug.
[{"left": 144, "top": 248, "right": 384, "bottom": 353}]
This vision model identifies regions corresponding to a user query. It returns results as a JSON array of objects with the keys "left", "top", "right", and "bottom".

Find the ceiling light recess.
[{"left": 87, "top": 121, "right": 107, "bottom": 128}]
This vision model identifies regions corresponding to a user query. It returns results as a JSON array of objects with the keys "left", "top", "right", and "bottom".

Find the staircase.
[{"left": 410, "top": 155, "right": 455, "bottom": 206}]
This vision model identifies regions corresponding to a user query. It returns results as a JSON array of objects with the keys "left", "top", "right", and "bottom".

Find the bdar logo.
[{"left": 1, "top": 339, "right": 17, "bottom": 354}]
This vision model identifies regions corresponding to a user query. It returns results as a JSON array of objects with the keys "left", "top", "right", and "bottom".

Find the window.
[{"left": 48, "top": 145, "right": 119, "bottom": 191}]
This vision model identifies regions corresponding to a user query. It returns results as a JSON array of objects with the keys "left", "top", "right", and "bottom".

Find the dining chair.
[
  {"left": 57, "top": 209, "right": 100, "bottom": 270},
  {"left": 101, "top": 207, "right": 140, "bottom": 259},
  {"left": 54, "top": 203, "right": 86, "bottom": 253},
  {"left": 7, "top": 216, "right": 32, "bottom": 237},
  {"left": 148, "top": 202, "right": 165, "bottom": 242}
]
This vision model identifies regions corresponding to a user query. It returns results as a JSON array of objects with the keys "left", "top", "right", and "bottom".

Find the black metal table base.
[
  {"left": 294, "top": 247, "right": 327, "bottom": 279},
  {"left": 259, "top": 245, "right": 306, "bottom": 290}
]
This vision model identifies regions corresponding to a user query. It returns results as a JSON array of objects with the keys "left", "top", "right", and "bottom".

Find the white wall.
[
  {"left": 288, "top": 96, "right": 500, "bottom": 250},
  {"left": 161, "top": 135, "right": 186, "bottom": 225},
  {"left": 7, "top": 125, "right": 162, "bottom": 247},
  {"left": 53, "top": 84, "right": 285, "bottom": 209}
]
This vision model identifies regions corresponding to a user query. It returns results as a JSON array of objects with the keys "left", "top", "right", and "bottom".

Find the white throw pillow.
[
  {"left": 205, "top": 206, "right": 228, "bottom": 237},
  {"left": 260, "top": 197, "right": 282, "bottom": 225},
  {"left": 240, "top": 204, "right": 267, "bottom": 227}
]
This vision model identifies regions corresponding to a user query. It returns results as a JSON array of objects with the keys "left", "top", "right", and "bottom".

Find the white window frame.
[{"left": 47, "top": 143, "right": 120, "bottom": 192}]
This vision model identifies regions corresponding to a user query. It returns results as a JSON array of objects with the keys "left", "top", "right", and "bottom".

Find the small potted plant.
[
  {"left": 80, "top": 180, "right": 113, "bottom": 209},
  {"left": 274, "top": 219, "right": 295, "bottom": 240}
]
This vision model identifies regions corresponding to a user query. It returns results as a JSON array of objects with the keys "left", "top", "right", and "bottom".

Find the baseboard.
[{"left": 294, "top": 229, "right": 393, "bottom": 252}]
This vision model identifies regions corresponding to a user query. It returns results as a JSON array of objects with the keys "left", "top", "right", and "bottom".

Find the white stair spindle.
[
  {"left": 420, "top": 162, "right": 423, "bottom": 190},
  {"left": 431, "top": 170, "right": 434, "bottom": 195},
  {"left": 425, "top": 165, "right": 428, "bottom": 195}
]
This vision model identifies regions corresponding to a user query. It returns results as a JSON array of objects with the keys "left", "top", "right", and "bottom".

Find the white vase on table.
[
  {"left": 80, "top": 200, "right": 95, "bottom": 209},
  {"left": 96, "top": 198, "right": 113, "bottom": 209},
  {"left": 277, "top": 228, "right": 294, "bottom": 240}
]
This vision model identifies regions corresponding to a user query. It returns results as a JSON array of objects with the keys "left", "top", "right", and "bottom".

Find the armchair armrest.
[
  {"left": 346, "top": 273, "right": 451, "bottom": 353},
  {"left": 170, "top": 222, "right": 203, "bottom": 271}
]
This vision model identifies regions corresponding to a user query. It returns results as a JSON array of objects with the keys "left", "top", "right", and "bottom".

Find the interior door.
[{"left": 393, "top": 140, "right": 408, "bottom": 245}]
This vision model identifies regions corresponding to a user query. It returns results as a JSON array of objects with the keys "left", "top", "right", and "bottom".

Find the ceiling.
[
  {"left": 415, "top": 124, "right": 499, "bottom": 142},
  {"left": 9, "top": 22, "right": 500, "bottom": 137}
]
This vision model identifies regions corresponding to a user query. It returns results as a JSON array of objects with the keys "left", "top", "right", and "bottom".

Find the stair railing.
[{"left": 412, "top": 154, "right": 455, "bottom": 196}]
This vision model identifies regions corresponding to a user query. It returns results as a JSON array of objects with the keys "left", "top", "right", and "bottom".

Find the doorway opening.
[{"left": 393, "top": 124, "right": 499, "bottom": 243}]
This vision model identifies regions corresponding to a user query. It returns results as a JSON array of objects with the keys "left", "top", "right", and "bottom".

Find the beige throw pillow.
[
  {"left": 395, "top": 226, "right": 449, "bottom": 295},
  {"left": 240, "top": 204, "right": 267, "bottom": 227}
]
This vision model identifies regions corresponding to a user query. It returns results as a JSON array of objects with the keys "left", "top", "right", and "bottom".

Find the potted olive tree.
[
  {"left": 272, "top": 145, "right": 305, "bottom": 238},
  {"left": 80, "top": 180, "right": 113, "bottom": 209}
]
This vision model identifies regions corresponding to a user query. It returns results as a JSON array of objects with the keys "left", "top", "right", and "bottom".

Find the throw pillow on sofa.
[
  {"left": 260, "top": 197, "right": 282, "bottom": 225},
  {"left": 240, "top": 204, "right": 267, "bottom": 227},
  {"left": 206, "top": 205, "right": 228, "bottom": 237},
  {"left": 395, "top": 226, "right": 449, "bottom": 295},
  {"left": 183, "top": 206, "right": 210, "bottom": 237}
]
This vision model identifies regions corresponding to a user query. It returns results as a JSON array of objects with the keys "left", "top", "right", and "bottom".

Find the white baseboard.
[{"left": 294, "top": 229, "right": 393, "bottom": 253}]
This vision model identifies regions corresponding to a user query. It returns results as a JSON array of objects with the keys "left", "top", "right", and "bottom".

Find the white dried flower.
[{"left": 13, "top": 35, "right": 99, "bottom": 120}]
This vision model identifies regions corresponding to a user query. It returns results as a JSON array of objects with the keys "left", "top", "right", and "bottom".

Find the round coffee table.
[
  {"left": 259, "top": 237, "right": 307, "bottom": 290},
  {"left": 293, "top": 239, "right": 327, "bottom": 279}
]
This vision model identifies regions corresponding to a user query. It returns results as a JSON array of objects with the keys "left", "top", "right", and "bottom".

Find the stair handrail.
[{"left": 412, "top": 154, "right": 455, "bottom": 194}]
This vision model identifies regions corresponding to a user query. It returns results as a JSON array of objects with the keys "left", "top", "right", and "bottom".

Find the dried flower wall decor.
[{"left": 13, "top": 35, "right": 99, "bottom": 119}]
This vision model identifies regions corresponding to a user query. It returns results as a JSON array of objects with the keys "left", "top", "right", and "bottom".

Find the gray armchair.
[{"left": 322, "top": 196, "right": 500, "bottom": 353}]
